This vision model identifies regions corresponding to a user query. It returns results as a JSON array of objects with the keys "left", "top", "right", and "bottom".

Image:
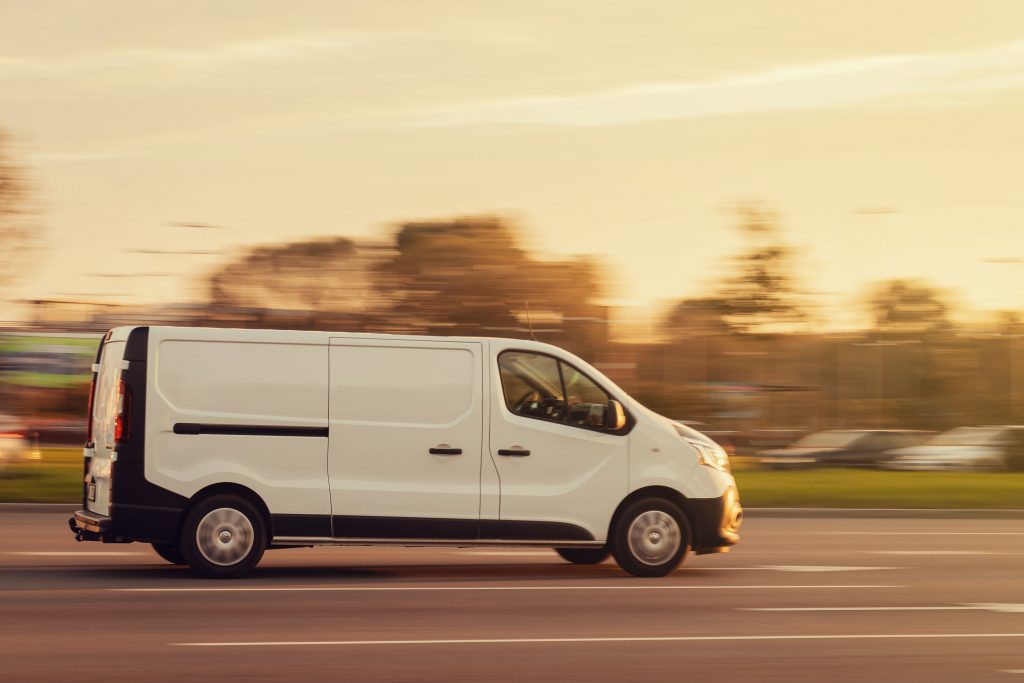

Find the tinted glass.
[{"left": 498, "top": 352, "right": 565, "bottom": 421}]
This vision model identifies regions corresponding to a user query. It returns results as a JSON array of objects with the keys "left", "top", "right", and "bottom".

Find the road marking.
[
  {"left": 113, "top": 584, "right": 901, "bottom": 594},
  {"left": 1002, "top": 670, "right": 1024, "bottom": 674},
  {"left": 8, "top": 551, "right": 145, "bottom": 557},
  {"left": 818, "top": 532, "right": 1024, "bottom": 536},
  {"left": 743, "top": 604, "right": 1024, "bottom": 613},
  {"left": 757, "top": 566, "right": 900, "bottom": 573},
  {"left": 866, "top": 550, "right": 1000, "bottom": 556},
  {"left": 173, "top": 632, "right": 1024, "bottom": 647}
]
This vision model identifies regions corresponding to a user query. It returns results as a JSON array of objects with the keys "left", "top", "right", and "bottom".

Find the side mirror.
[{"left": 606, "top": 399, "right": 627, "bottom": 431}]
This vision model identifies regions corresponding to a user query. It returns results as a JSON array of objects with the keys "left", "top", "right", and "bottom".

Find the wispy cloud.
[
  {"left": 0, "top": 33, "right": 365, "bottom": 80},
  {"left": 408, "top": 40, "right": 1024, "bottom": 127}
]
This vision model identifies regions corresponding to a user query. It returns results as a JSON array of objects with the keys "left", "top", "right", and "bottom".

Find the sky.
[{"left": 3, "top": 0, "right": 1024, "bottom": 329}]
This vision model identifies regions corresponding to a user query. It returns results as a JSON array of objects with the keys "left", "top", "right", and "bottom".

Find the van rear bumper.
[
  {"left": 688, "top": 486, "right": 743, "bottom": 554},
  {"left": 68, "top": 509, "right": 132, "bottom": 543}
]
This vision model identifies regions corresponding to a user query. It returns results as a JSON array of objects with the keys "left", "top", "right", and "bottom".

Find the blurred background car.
[
  {"left": 882, "top": 426, "right": 1024, "bottom": 472},
  {"left": 0, "top": 413, "right": 30, "bottom": 465},
  {"left": 758, "top": 429, "right": 933, "bottom": 469}
]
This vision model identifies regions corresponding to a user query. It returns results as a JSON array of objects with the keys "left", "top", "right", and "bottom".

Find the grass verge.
[
  {"left": 4, "top": 449, "right": 1024, "bottom": 509},
  {"left": 733, "top": 468, "right": 1024, "bottom": 509}
]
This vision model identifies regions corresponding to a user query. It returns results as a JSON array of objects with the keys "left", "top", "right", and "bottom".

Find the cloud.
[
  {"left": 405, "top": 40, "right": 1024, "bottom": 127},
  {"left": 0, "top": 33, "right": 365, "bottom": 80}
]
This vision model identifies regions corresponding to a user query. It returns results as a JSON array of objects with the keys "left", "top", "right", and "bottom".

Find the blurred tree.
[
  {"left": 379, "top": 216, "right": 604, "bottom": 335},
  {"left": 662, "top": 297, "right": 733, "bottom": 340},
  {"left": 868, "top": 279, "right": 952, "bottom": 336},
  {"left": 206, "top": 237, "right": 373, "bottom": 313},
  {"left": 714, "top": 202, "right": 809, "bottom": 334},
  {"left": 0, "top": 132, "right": 40, "bottom": 298}
]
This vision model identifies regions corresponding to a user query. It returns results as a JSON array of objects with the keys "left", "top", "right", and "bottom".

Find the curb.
[{"left": 2, "top": 503, "right": 1024, "bottom": 520}]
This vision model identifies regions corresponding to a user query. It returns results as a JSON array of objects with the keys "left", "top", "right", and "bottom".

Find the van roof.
[{"left": 106, "top": 325, "right": 567, "bottom": 354}]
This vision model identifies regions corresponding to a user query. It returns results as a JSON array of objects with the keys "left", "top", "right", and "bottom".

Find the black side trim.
[
  {"left": 272, "top": 514, "right": 332, "bottom": 538},
  {"left": 332, "top": 515, "right": 479, "bottom": 540},
  {"left": 480, "top": 519, "right": 594, "bottom": 541},
  {"left": 327, "top": 516, "right": 595, "bottom": 542},
  {"left": 173, "top": 423, "right": 328, "bottom": 437}
]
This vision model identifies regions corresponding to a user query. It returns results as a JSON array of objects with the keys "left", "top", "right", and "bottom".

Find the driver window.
[
  {"left": 560, "top": 362, "right": 611, "bottom": 429},
  {"left": 498, "top": 352, "right": 566, "bottom": 422}
]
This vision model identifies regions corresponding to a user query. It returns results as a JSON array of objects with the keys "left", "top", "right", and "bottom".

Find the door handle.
[
  {"left": 429, "top": 446, "right": 462, "bottom": 455},
  {"left": 498, "top": 448, "right": 531, "bottom": 457}
]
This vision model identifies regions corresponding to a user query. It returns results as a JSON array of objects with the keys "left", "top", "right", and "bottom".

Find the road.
[{"left": 2, "top": 511, "right": 1023, "bottom": 682}]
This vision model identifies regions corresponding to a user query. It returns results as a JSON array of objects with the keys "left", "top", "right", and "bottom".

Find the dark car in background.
[{"left": 758, "top": 429, "right": 933, "bottom": 469}]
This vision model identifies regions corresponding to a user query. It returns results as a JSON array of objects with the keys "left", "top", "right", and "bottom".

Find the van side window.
[
  {"left": 498, "top": 352, "right": 566, "bottom": 422},
  {"left": 560, "top": 362, "right": 611, "bottom": 429}
]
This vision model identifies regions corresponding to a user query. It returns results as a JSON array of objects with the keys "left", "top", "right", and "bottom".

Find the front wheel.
[
  {"left": 180, "top": 494, "right": 266, "bottom": 579},
  {"left": 555, "top": 547, "right": 610, "bottom": 565},
  {"left": 610, "top": 498, "right": 690, "bottom": 578}
]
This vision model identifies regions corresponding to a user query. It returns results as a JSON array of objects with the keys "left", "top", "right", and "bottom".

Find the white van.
[{"left": 69, "top": 326, "right": 742, "bottom": 578}]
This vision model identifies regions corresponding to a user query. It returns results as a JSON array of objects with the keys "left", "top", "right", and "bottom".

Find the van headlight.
[{"left": 672, "top": 423, "right": 730, "bottom": 472}]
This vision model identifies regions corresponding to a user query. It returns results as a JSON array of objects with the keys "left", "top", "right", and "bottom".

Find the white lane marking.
[
  {"left": 8, "top": 551, "right": 145, "bottom": 557},
  {"left": 174, "top": 632, "right": 1024, "bottom": 647},
  {"left": 866, "top": 550, "right": 999, "bottom": 556},
  {"left": 455, "top": 552, "right": 556, "bottom": 557},
  {"left": 818, "top": 532, "right": 1024, "bottom": 536},
  {"left": 757, "top": 566, "right": 900, "bottom": 573},
  {"left": 743, "top": 604, "right": 1024, "bottom": 613},
  {"left": 113, "top": 584, "right": 901, "bottom": 593},
  {"left": 1002, "top": 670, "right": 1024, "bottom": 674}
]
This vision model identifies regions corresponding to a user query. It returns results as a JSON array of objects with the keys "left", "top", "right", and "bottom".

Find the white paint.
[
  {"left": 173, "top": 632, "right": 1024, "bottom": 647},
  {"left": 867, "top": 550, "right": 998, "bottom": 556},
  {"left": 817, "top": 532, "right": 1024, "bottom": 536},
  {"left": 112, "top": 584, "right": 900, "bottom": 593},
  {"left": 757, "top": 566, "right": 899, "bottom": 573},
  {"left": 9, "top": 551, "right": 144, "bottom": 556},
  {"left": 743, "top": 604, "right": 1024, "bottom": 613}
]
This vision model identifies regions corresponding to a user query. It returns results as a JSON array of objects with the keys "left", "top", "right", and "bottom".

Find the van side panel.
[{"left": 146, "top": 333, "right": 331, "bottom": 524}]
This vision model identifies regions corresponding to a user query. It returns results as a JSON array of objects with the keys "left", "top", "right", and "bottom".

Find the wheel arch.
[
  {"left": 185, "top": 482, "right": 273, "bottom": 544},
  {"left": 608, "top": 485, "right": 698, "bottom": 549}
]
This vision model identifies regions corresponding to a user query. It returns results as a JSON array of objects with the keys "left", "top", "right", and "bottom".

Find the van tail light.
[
  {"left": 0, "top": 431, "right": 24, "bottom": 439},
  {"left": 114, "top": 379, "right": 132, "bottom": 443},
  {"left": 85, "top": 373, "right": 98, "bottom": 443}
]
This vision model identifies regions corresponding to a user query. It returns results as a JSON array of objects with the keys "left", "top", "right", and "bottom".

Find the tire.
[
  {"left": 555, "top": 547, "right": 610, "bottom": 565},
  {"left": 151, "top": 542, "right": 186, "bottom": 565},
  {"left": 179, "top": 494, "right": 266, "bottom": 579},
  {"left": 610, "top": 497, "right": 690, "bottom": 578}
]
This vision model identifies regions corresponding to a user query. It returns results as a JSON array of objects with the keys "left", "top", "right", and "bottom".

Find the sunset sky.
[{"left": 3, "top": 1, "right": 1024, "bottom": 329}]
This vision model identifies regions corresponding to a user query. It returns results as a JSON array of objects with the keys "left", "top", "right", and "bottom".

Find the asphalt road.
[{"left": 2, "top": 512, "right": 1024, "bottom": 683}]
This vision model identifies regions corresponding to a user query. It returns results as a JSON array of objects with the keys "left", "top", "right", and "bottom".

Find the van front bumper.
[{"left": 689, "top": 486, "right": 743, "bottom": 554}]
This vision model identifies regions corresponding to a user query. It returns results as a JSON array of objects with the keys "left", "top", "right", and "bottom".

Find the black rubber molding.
[{"left": 173, "top": 423, "right": 328, "bottom": 437}]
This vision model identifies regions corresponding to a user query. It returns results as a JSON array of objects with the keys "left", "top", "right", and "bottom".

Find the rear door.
[
  {"left": 328, "top": 338, "right": 483, "bottom": 538},
  {"left": 85, "top": 338, "right": 125, "bottom": 516}
]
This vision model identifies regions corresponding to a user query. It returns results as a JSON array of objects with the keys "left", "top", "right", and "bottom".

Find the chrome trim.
[{"left": 271, "top": 536, "right": 605, "bottom": 548}]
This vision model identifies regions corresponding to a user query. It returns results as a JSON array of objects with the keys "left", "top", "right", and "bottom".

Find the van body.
[{"left": 70, "top": 326, "right": 742, "bottom": 577}]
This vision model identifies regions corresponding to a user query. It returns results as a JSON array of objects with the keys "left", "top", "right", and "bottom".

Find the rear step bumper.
[{"left": 69, "top": 510, "right": 131, "bottom": 543}]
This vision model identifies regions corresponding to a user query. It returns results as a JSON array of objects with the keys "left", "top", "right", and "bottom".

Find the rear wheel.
[
  {"left": 151, "top": 542, "right": 185, "bottom": 565},
  {"left": 555, "top": 547, "right": 610, "bottom": 565},
  {"left": 610, "top": 497, "right": 690, "bottom": 578},
  {"left": 180, "top": 494, "right": 266, "bottom": 579}
]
